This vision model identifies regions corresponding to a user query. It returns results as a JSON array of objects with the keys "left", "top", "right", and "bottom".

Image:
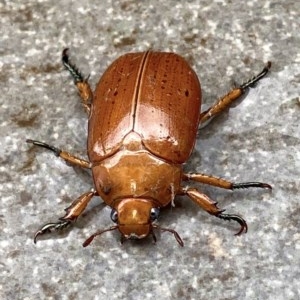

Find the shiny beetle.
[{"left": 28, "top": 49, "right": 271, "bottom": 247}]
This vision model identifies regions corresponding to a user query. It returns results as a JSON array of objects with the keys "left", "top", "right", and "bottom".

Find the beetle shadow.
[
  {"left": 75, "top": 200, "right": 108, "bottom": 228},
  {"left": 68, "top": 162, "right": 93, "bottom": 186}
]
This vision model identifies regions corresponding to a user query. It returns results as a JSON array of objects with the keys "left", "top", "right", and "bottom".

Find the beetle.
[{"left": 27, "top": 49, "right": 271, "bottom": 247}]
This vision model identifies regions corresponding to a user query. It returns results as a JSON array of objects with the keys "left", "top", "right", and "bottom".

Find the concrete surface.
[{"left": 0, "top": 0, "right": 299, "bottom": 299}]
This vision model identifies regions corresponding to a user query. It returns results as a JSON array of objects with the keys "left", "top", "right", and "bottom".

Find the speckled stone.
[{"left": 0, "top": 0, "right": 299, "bottom": 299}]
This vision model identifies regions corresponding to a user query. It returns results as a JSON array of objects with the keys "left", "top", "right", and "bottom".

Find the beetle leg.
[
  {"left": 34, "top": 220, "right": 71, "bottom": 244},
  {"left": 182, "top": 187, "right": 247, "bottom": 235},
  {"left": 199, "top": 61, "right": 271, "bottom": 126},
  {"left": 183, "top": 173, "right": 272, "bottom": 190},
  {"left": 34, "top": 190, "right": 97, "bottom": 243},
  {"left": 61, "top": 189, "right": 98, "bottom": 221},
  {"left": 62, "top": 48, "right": 93, "bottom": 114},
  {"left": 26, "top": 139, "right": 91, "bottom": 169}
]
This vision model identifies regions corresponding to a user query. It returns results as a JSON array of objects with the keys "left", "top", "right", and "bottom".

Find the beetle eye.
[
  {"left": 150, "top": 208, "right": 160, "bottom": 221},
  {"left": 110, "top": 209, "right": 118, "bottom": 223}
]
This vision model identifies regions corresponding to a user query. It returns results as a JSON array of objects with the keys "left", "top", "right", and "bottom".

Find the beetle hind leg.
[
  {"left": 181, "top": 187, "right": 247, "bottom": 235},
  {"left": 199, "top": 61, "right": 271, "bottom": 126},
  {"left": 62, "top": 48, "right": 93, "bottom": 114}
]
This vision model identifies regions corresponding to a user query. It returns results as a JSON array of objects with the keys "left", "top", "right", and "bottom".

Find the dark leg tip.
[
  {"left": 217, "top": 213, "right": 248, "bottom": 235},
  {"left": 61, "top": 48, "right": 84, "bottom": 83},
  {"left": 33, "top": 227, "right": 51, "bottom": 244},
  {"left": 62, "top": 48, "right": 70, "bottom": 63},
  {"left": 261, "top": 183, "right": 272, "bottom": 190},
  {"left": 26, "top": 139, "right": 61, "bottom": 156},
  {"left": 240, "top": 62, "right": 272, "bottom": 90},
  {"left": 33, "top": 221, "right": 71, "bottom": 244},
  {"left": 232, "top": 182, "right": 272, "bottom": 190},
  {"left": 62, "top": 48, "right": 69, "bottom": 55},
  {"left": 33, "top": 231, "right": 41, "bottom": 244}
]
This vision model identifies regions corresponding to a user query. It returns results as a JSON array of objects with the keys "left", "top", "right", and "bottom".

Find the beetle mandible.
[{"left": 27, "top": 49, "right": 271, "bottom": 247}]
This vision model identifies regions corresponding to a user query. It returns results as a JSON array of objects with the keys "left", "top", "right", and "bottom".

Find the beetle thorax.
[{"left": 92, "top": 149, "right": 182, "bottom": 208}]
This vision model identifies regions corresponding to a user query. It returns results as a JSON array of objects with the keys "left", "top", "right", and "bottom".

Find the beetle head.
[
  {"left": 111, "top": 198, "right": 159, "bottom": 240},
  {"left": 82, "top": 198, "right": 184, "bottom": 247}
]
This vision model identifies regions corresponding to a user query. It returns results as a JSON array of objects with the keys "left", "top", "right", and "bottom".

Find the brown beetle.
[{"left": 28, "top": 50, "right": 271, "bottom": 247}]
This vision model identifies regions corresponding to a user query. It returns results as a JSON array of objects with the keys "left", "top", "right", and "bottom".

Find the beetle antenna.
[
  {"left": 151, "top": 229, "right": 157, "bottom": 244},
  {"left": 152, "top": 224, "right": 184, "bottom": 247},
  {"left": 82, "top": 225, "right": 118, "bottom": 247}
]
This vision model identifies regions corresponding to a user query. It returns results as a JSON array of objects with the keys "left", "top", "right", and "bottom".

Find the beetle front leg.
[
  {"left": 34, "top": 220, "right": 71, "bottom": 244},
  {"left": 26, "top": 139, "right": 91, "bottom": 169},
  {"left": 199, "top": 62, "right": 271, "bottom": 126},
  {"left": 34, "top": 190, "right": 97, "bottom": 243},
  {"left": 183, "top": 173, "right": 272, "bottom": 190},
  {"left": 62, "top": 48, "right": 93, "bottom": 114},
  {"left": 181, "top": 187, "right": 248, "bottom": 235}
]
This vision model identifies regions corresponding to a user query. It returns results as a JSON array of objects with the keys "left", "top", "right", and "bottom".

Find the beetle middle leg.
[
  {"left": 181, "top": 187, "right": 248, "bottom": 235},
  {"left": 183, "top": 173, "right": 272, "bottom": 190},
  {"left": 199, "top": 61, "right": 271, "bottom": 126},
  {"left": 26, "top": 139, "right": 91, "bottom": 169},
  {"left": 62, "top": 48, "right": 93, "bottom": 114},
  {"left": 34, "top": 190, "right": 97, "bottom": 243}
]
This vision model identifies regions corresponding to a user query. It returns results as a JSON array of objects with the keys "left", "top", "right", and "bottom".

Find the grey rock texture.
[{"left": 0, "top": 0, "right": 299, "bottom": 299}]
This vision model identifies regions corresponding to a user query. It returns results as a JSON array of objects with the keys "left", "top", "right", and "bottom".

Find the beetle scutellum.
[{"left": 27, "top": 49, "right": 271, "bottom": 247}]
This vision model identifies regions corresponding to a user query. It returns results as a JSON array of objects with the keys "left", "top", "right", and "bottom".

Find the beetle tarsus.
[
  {"left": 217, "top": 213, "right": 248, "bottom": 235},
  {"left": 27, "top": 139, "right": 91, "bottom": 168},
  {"left": 232, "top": 182, "right": 272, "bottom": 190},
  {"left": 240, "top": 61, "right": 271, "bottom": 91},
  {"left": 62, "top": 48, "right": 84, "bottom": 83},
  {"left": 62, "top": 48, "right": 93, "bottom": 114},
  {"left": 198, "top": 61, "right": 271, "bottom": 126},
  {"left": 26, "top": 139, "right": 61, "bottom": 156},
  {"left": 34, "top": 220, "right": 71, "bottom": 244}
]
